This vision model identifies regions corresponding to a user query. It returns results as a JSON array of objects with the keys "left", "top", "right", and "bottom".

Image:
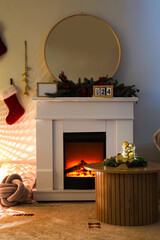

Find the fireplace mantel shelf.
[
  {"left": 33, "top": 97, "right": 138, "bottom": 121},
  {"left": 33, "top": 97, "right": 138, "bottom": 102}
]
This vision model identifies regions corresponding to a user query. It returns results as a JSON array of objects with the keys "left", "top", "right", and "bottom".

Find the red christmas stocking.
[
  {"left": 0, "top": 37, "right": 7, "bottom": 56},
  {"left": 0, "top": 85, "right": 25, "bottom": 125}
]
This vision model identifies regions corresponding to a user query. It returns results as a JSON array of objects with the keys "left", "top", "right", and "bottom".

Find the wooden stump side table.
[{"left": 85, "top": 162, "right": 160, "bottom": 226}]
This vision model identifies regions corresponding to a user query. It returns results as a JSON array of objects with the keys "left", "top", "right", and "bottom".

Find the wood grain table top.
[{"left": 85, "top": 161, "right": 160, "bottom": 174}]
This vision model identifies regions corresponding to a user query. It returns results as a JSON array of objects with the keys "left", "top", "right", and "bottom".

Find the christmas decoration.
[
  {"left": 0, "top": 36, "right": 7, "bottom": 56},
  {"left": 104, "top": 141, "right": 147, "bottom": 168},
  {"left": 22, "top": 40, "right": 30, "bottom": 96},
  {"left": 115, "top": 141, "right": 136, "bottom": 163},
  {"left": 45, "top": 71, "right": 139, "bottom": 98},
  {"left": 0, "top": 84, "right": 25, "bottom": 125}
]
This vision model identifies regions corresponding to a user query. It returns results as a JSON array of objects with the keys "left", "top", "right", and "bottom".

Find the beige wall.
[{"left": 0, "top": 0, "right": 160, "bottom": 164}]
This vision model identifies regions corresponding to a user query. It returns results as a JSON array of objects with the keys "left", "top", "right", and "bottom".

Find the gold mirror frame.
[{"left": 44, "top": 14, "right": 121, "bottom": 82}]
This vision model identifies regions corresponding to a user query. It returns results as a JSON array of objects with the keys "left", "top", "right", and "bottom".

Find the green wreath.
[
  {"left": 104, "top": 156, "right": 147, "bottom": 168},
  {"left": 45, "top": 71, "right": 139, "bottom": 98}
]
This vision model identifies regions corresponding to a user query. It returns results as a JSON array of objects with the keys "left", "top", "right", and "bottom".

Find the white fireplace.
[{"left": 32, "top": 97, "right": 138, "bottom": 201}]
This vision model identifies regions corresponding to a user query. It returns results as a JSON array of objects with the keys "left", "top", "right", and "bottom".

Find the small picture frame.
[
  {"left": 93, "top": 85, "right": 113, "bottom": 98},
  {"left": 37, "top": 82, "right": 57, "bottom": 97}
]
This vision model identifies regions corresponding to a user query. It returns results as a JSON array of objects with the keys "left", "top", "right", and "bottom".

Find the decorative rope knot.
[{"left": 0, "top": 174, "right": 29, "bottom": 207}]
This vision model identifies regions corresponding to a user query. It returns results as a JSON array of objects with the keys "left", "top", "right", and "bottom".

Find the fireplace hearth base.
[{"left": 32, "top": 189, "right": 95, "bottom": 201}]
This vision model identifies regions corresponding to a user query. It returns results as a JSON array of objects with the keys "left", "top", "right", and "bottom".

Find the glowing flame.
[
  {"left": 66, "top": 170, "right": 95, "bottom": 177},
  {"left": 65, "top": 159, "right": 96, "bottom": 178}
]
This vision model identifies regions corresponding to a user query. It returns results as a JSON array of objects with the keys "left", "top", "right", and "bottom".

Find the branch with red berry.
[{"left": 45, "top": 71, "right": 139, "bottom": 97}]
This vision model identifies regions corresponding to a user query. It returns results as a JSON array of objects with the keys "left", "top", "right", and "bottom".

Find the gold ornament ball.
[
  {"left": 129, "top": 152, "right": 134, "bottom": 159},
  {"left": 123, "top": 141, "right": 129, "bottom": 148},
  {"left": 115, "top": 153, "right": 123, "bottom": 163}
]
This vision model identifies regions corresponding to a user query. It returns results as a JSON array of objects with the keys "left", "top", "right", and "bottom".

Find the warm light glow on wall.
[
  {"left": 0, "top": 163, "right": 36, "bottom": 189},
  {"left": 0, "top": 101, "right": 36, "bottom": 164},
  {"left": 0, "top": 100, "right": 36, "bottom": 187}
]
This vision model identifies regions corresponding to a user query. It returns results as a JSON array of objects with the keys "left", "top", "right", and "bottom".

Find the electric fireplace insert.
[{"left": 64, "top": 132, "right": 106, "bottom": 189}]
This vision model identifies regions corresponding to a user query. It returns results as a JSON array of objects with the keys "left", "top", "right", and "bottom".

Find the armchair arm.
[{"left": 153, "top": 129, "right": 160, "bottom": 151}]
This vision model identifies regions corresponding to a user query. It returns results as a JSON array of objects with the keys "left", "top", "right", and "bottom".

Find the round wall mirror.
[{"left": 44, "top": 14, "right": 121, "bottom": 82}]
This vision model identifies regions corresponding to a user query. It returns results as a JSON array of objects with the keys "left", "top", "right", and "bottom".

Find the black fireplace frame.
[{"left": 63, "top": 132, "right": 106, "bottom": 189}]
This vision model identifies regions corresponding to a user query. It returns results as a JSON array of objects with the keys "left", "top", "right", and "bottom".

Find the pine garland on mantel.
[{"left": 45, "top": 71, "right": 139, "bottom": 98}]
